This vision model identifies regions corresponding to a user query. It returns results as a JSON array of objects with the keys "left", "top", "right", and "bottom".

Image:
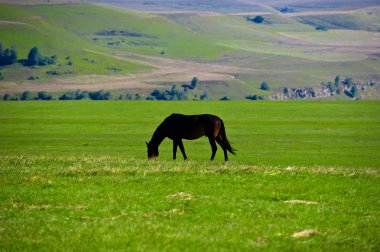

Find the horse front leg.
[
  {"left": 173, "top": 141, "right": 178, "bottom": 160},
  {"left": 208, "top": 137, "right": 217, "bottom": 160},
  {"left": 178, "top": 140, "right": 187, "bottom": 160}
]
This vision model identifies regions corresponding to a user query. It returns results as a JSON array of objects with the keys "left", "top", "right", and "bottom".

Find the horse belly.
[{"left": 168, "top": 125, "right": 205, "bottom": 140}]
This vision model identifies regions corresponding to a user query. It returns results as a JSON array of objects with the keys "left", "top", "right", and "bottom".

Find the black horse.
[{"left": 146, "top": 114, "right": 236, "bottom": 161}]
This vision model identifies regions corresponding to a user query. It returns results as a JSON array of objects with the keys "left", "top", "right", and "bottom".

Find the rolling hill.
[
  {"left": 0, "top": 1, "right": 379, "bottom": 100},
  {"left": 88, "top": 0, "right": 380, "bottom": 12}
]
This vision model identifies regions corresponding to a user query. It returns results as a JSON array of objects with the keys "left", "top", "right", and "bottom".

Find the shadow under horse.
[{"left": 146, "top": 113, "right": 236, "bottom": 161}]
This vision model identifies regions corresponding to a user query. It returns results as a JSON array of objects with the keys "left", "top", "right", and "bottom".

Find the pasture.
[{"left": 0, "top": 101, "right": 379, "bottom": 251}]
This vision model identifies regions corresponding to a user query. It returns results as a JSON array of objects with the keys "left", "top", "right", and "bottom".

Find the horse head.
[{"left": 146, "top": 141, "right": 159, "bottom": 159}]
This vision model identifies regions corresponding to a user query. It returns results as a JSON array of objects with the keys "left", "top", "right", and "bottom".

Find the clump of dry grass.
[
  {"left": 284, "top": 200, "right": 318, "bottom": 205},
  {"left": 292, "top": 229, "right": 322, "bottom": 238},
  {"left": 167, "top": 192, "right": 194, "bottom": 200}
]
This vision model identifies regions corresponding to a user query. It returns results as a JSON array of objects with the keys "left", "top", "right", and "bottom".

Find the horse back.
[{"left": 164, "top": 114, "right": 221, "bottom": 140}]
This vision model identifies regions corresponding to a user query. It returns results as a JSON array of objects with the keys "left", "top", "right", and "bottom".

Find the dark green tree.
[
  {"left": 37, "top": 91, "right": 53, "bottom": 100},
  {"left": 2, "top": 48, "right": 11, "bottom": 65},
  {"left": 252, "top": 16, "right": 264, "bottom": 23},
  {"left": 9, "top": 46, "right": 17, "bottom": 64},
  {"left": 27, "top": 47, "right": 40, "bottom": 66},
  {"left": 135, "top": 94, "right": 142, "bottom": 100},
  {"left": 0, "top": 42, "right": 3, "bottom": 64},
  {"left": 315, "top": 26, "right": 327, "bottom": 31},
  {"left": 246, "top": 94, "right": 264, "bottom": 100},
  {"left": 350, "top": 85, "right": 359, "bottom": 98},
  {"left": 327, "top": 82, "right": 337, "bottom": 93},
  {"left": 191, "top": 77, "right": 199, "bottom": 89},
  {"left": 342, "top": 77, "right": 353, "bottom": 88},
  {"left": 59, "top": 92, "right": 75, "bottom": 100},
  {"left": 334, "top": 75, "right": 340, "bottom": 86},
  {"left": 3, "top": 94, "right": 12, "bottom": 101},
  {"left": 0, "top": 44, "right": 17, "bottom": 66},
  {"left": 260, "top": 81, "right": 270, "bottom": 91},
  {"left": 89, "top": 90, "right": 112, "bottom": 100},
  {"left": 21, "top": 91, "right": 33, "bottom": 100}
]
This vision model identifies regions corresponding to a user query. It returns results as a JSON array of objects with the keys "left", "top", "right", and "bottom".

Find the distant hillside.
[
  {"left": 87, "top": 0, "right": 380, "bottom": 12},
  {"left": 296, "top": 7, "right": 380, "bottom": 32},
  {"left": 1, "top": 0, "right": 379, "bottom": 12},
  {"left": 0, "top": 2, "right": 379, "bottom": 100}
]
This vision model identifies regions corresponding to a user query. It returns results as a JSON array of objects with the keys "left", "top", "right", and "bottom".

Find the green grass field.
[{"left": 0, "top": 101, "right": 379, "bottom": 251}]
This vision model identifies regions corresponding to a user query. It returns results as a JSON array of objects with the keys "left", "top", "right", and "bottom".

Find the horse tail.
[{"left": 219, "top": 120, "right": 236, "bottom": 155}]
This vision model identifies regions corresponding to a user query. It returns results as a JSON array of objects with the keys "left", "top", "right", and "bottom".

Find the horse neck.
[{"left": 150, "top": 127, "right": 166, "bottom": 147}]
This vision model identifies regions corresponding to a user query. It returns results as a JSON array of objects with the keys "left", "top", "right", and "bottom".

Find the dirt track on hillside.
[{"left": 0, "top": 50, "right": 264, "bottom": 94}]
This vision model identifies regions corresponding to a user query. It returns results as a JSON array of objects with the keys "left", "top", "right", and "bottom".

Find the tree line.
[
  {"left": 1, "top": 77, "right": 206, "bottom": 101},
  {"left": 3, "top": 90, "right": 112, "bottom": 101},
  {"left": 2, "top": 75, "right": 372, "bottom": 101}
]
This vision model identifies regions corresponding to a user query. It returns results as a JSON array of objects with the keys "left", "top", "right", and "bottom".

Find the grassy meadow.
[{"left": 0, "top": 101, "right": 379, "bottom": 251}]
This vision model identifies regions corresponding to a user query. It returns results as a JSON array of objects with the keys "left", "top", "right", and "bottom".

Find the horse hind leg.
[
  {"left": 208, "top": 136, "right": 217, "bottom": 160},
  {"left": 216, "top": 137, "right": 228, "bottom": 161}
]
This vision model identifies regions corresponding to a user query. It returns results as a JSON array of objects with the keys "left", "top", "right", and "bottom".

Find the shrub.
[
  {"left": 27, "top": 47, "right": 39, "bottom": 66},
  {"left": 315, "top": 26, "right": 327, "bottom": 31},
  {"left": 118, "top": 93, "right": 133, "bottom": 100},
  {"left": 334, "top": 75, "right": 340, "bottom": 86},
  {"left": 148, "top": 85, "right": 187, "bottom": 100},
  {"left": 3, "top": 94, "right": 12, "bottom": 101},
  {"left": 327, "top": 82, "right": 337, "bottom": 93},
  {"left": 59, "top": 93, "right": 75, "bottom": 100},
  {"left": 27, "top": 75, "right": 39, "bottom": 80},
  {"left": 21, "top": 91, "right": 33, "bottom": 101},
  {"left": 246, "top": 16, "right": 264, "bottom": 24},
  {"left": 59, "top": 90, "right": 89, "bottom": 100},
  {"left": 88, "top": 90, "right": 112, "bottom": 100},
  {"left": 351, "top": 85, "right": 359, "bottom": 97},
  {"left": 200, "top": 92, "right": 208, "bottom": 100},
  {"left": 0, "top": 45, "right": 17, "bottom": 66},
  {"left": 343, "top": 85, "right": 359, "bottom": 98},
  {"left": 191, "top": 77, "right": 199, "bottom": 89},
  {"left": 46, "top": 70, "right": 60, "bottom": 75},
  {"left": 135, "top": 94, "right": 142, "bottom": 100},
  {"left": 260, "top": 81, "right": 270, "bottom": 91},
  {"left": 26, "top": 47, "right": 56, "bottom": 66},
  {"left": 342, "top": 77, "right": 353, "bottom": 88},
  {"left": 246, "top": 95, "right": 264, "bottom": 100},
  {"left": 278, "top": 7, "right": 294, "bottom": 13},
  {"left": 37, "top": 91, "right": 53, "bottom": 100}
]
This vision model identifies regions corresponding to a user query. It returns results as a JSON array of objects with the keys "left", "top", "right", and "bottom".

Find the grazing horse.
[{"left": 146, "top": 114, "right": 236, "bottom": 161}]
